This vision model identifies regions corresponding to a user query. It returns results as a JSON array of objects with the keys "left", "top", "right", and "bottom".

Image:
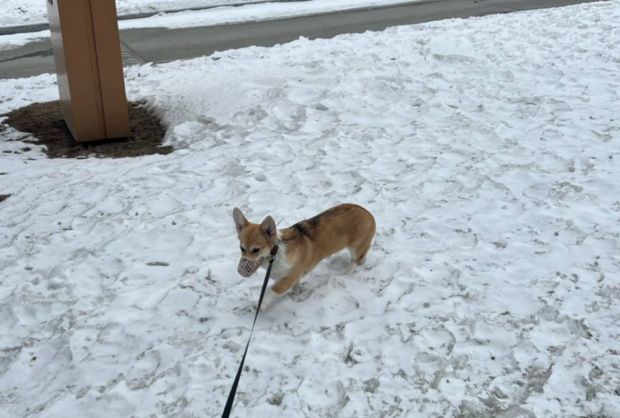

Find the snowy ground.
[
  {"left": 1, "top": 1, "right": 620, "bottom": 418},
  {"left": 0, "top": 0, "right": 419, "bottom": 29},
  {"left": 116, "top": 0, "right": 422, "bottom": 30},
  {"left": 0, "top": 30, "right": 49, "bottom": 52},
  {"left": 0, "top": 0, "right": 263, "bottom": 28}
]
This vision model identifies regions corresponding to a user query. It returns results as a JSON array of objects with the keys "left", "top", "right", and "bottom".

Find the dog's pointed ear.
[
  {"left": 233, "top": 207, "right": 248, "bottom": 233},
  {"left": 260, "top": 216, "right": 276, "bottom": 240}
]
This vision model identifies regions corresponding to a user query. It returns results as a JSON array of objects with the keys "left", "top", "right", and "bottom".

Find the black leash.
[{"left": 221, "top": 245, "right": 279, "bottom": 418}]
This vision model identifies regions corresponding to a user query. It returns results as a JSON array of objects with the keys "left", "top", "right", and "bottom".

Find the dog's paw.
[
  {"left": 345, "top": 262, "right": 357, "bottom": 275},
  {"left": 290, "top": 286, "right": 313, "bottom": 303},
  {"left": 256, "top": 288, "right": 278, "bottom": 310},
  {"left": 291, "top": 283, "right": 303, "bottom": 295}
]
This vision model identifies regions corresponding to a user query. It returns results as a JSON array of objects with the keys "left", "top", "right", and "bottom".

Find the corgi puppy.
[{"left": 233, "top": 203, "right": 376, "bottom": 309}]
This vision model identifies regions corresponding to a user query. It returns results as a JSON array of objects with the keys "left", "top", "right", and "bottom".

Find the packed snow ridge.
[{"left": 1, "top": 1, "right": 619, "bottom": 418}]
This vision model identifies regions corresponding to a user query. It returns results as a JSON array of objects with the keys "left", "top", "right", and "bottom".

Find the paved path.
[{"left": 0, "top": 0, "right": 606, "bottom": 80}]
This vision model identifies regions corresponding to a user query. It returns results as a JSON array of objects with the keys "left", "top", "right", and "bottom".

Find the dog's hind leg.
[
  {"left": 345, "top": 247, "right": 359, "bottom": 275},
  {"left": 349, "top": 235, "right": 373, "bottom": 271}
]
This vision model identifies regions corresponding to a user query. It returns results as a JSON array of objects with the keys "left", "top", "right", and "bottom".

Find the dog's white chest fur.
[
  {"left": 256, "top": 242, "right": 291, "bottom": 309},
  {"left": 260, "top": 241, "right": 291, "bottom": 281}
]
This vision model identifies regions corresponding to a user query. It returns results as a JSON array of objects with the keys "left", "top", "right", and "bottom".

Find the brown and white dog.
[{"left": 233, "top": 203, "right": 376, "bottom": 309}]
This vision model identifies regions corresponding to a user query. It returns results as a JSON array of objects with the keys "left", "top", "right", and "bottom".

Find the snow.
[
  {"left": 0, "top": 30, "right": 49, "bottom": 52},
  {"left": 117, "top": 0, "right": 422, "bottom": 30},
  {"left": 0, "top": 0, "right": 420, "bottom": 29},
  {"left": 1, "top": 1, "right": 620, "bottom": 418},
  {"left": 0, "top": 0, "right": 265, "bottom": 28}
]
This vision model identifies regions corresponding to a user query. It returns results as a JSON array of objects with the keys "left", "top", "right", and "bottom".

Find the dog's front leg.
[{"left": 259, "top": 268, "right": 302, "bottom": 309}]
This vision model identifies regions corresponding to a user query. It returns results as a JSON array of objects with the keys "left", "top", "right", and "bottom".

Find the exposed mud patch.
[{"left": 1, "top": 101, "right": 171, "bottom": 159}]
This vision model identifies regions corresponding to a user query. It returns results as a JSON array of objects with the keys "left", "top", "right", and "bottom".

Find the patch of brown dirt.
[{"left": 1, "top": 101, "right": 172, "bottom": 159}]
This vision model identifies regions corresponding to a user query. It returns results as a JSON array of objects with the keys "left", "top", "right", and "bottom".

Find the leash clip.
[{"left": 268, "top": 245, "right": 279, "bottom": 263}]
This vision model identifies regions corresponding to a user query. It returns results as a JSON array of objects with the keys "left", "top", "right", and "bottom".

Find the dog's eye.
[
  {"left": 240, "top": 246, "right": 246, "bottom": 253},
  {"left": 252, "top": 248, "right": 260, "bottom": 254}
]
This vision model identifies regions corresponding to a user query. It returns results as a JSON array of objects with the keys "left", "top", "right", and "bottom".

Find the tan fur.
[{"left": 233, "top": 204, "right": 376, "bottom": 306}]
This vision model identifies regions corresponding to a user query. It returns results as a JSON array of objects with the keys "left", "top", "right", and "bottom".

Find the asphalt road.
[{"left": 0, "top": 0, "right": 607, "bottom": 80}]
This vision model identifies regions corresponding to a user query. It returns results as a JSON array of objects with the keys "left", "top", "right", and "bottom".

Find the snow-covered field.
[
  {"left": 1, "top": 1, "right": 620, "bottom": 417},
  {"left": 0, "top": 0, "right": 419, "bottom": 29}
]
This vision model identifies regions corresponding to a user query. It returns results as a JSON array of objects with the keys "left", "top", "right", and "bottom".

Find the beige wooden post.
[{"left": 47, "top": 0, "right": 131, "bottom": 142}]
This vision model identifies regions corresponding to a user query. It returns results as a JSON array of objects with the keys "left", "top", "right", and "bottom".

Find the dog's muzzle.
[{"left": 238, "top": 257, "right": 261, "bottom": 277}]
